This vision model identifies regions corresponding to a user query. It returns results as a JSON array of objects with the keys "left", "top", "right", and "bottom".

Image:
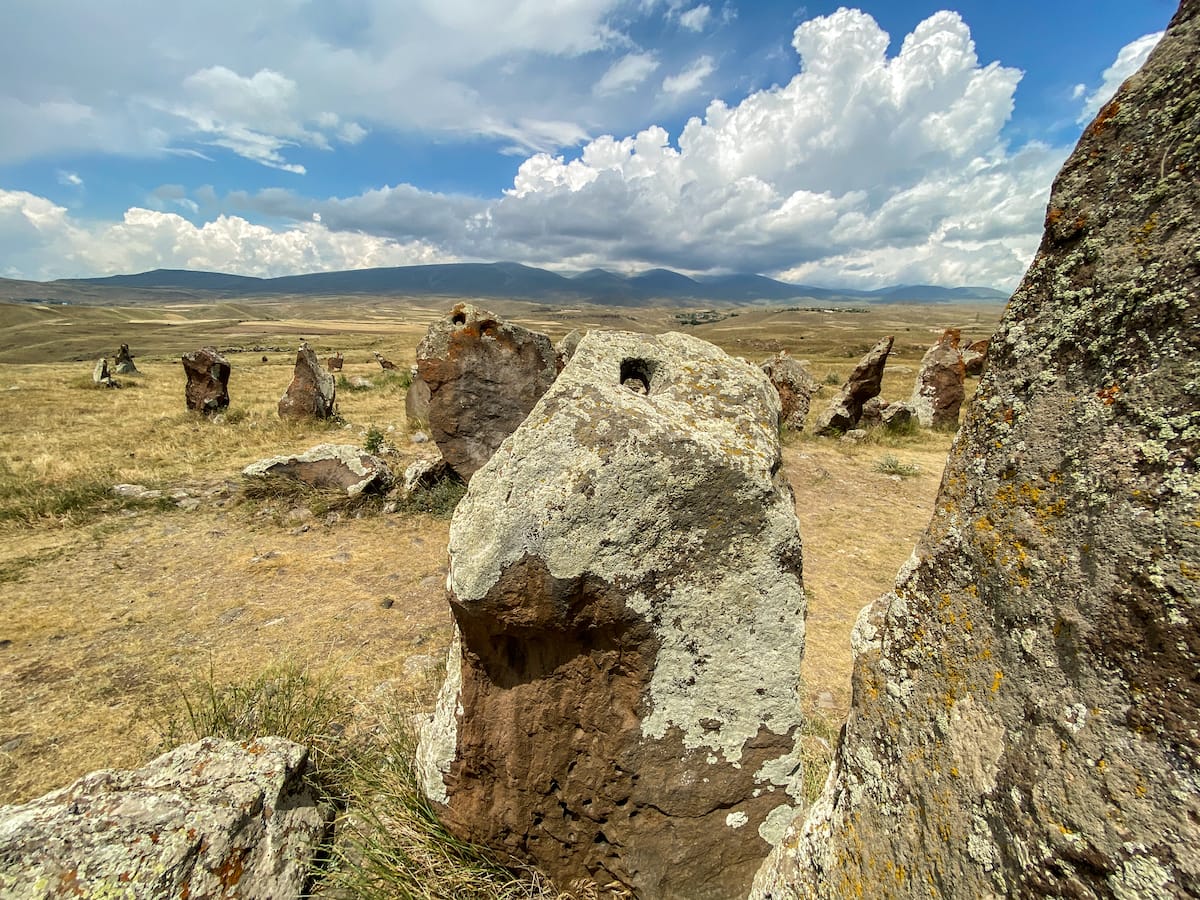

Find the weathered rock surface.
[
  {"left": 814, "top": 337, "right": 893, "bottom": 434},
  {"left": 0, "top": 737, "right": 328, "bottom": 899},
  {"left": 761, "top": 352, "right": 819, "bottom": 431},
  {"left": 114, "top": 343, "right": 138, "bottom": 375},
  {"left": 243, "top": 444, "right": 391, "bottom": 495},
  {"left": 92, "top": 357, "right": 118, "bottom": 388},
  {"left": 911, "top": 327, "right": 967, "bottom": 428},
  {"left": 962, "top": 338, "right": 989, "bottom": 377},
  {"left": 405, "top": 366, "right": 431, "bottom": 423},
  {"left": 880, "top": 400, "right": 915, "bottom": 430},
  {"left": 182, "top": 347, "right": 230, "bottom": 414},
  {"left": 278, "top": 342, "right": 337, "bottom": 420},
  {"left": 555, "top": 328, "right": 583, "bottom": 371},
  {"left": 417, "top": 331, "right": 806, "bottom": 900},
  {"left": 416, "top": 303, "right": 558, "bottom": 481},
  {"left": 753, "top": 6, "right": 1200, "bottom": 897},
  {"left": 402, "top": 457, "right": 454, "bottom": 495}
]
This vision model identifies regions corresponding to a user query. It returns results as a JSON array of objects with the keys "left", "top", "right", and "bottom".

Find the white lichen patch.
[
  {"left": 726, "top": 811, "right": 750, "bottom": 829},
  {"left": 414, "top": 627, "right": 464, "bottom": 805}
]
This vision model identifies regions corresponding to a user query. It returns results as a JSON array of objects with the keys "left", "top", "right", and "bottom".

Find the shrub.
[
  {"left": 393, "top": 477, "right": 467, "bottom": 519},
  {"left": 873, "top": 454, "right": 921, "bottom": 477},
  {"left": 823, "top": 371, "right": 841, "bottom": 386},
  {"left": 364, "top": 425, "right": 386, "bottom": 455}
]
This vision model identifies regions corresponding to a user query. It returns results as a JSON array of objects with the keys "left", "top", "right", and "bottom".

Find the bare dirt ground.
[{"left": 0, "top": 296, "right": 1002, "bottom": 805}]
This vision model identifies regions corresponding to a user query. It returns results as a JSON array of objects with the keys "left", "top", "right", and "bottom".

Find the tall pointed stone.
[
  {"left": 278, "top": 342, "right": 337, "bottom": 420},
  {"left": 910, "top": 327, "right": 967, "bottom": 429},
  {"left": 754, "top": 5, "right": 1200, "bottom": 897},
  {"left": 813, "top": 336, "right": 893, "bottom": 435}
]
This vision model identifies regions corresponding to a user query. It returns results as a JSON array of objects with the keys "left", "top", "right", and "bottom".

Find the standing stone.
[
  {"left": 373, "top": 351, "right": 398, "bottom": 371},
  {"left": 113, "top": 343, "right": 138, "bottom": 375},
  {"left": 762, "top": 352, "right": 819, "bottom": 431},
  {"left": 813, "top": 336, "right": 893, "bottom": 435},
  {"left": 417, "top": 331, "right": 806, "bottom": 900},
  {"left": 91, "top": 357, "right": 118, "bottom": 388},
  {"left": 182, "top": 347, "right": 230, "bottom": 415},
  {"left": 415, "top": 303, "right": 558, "bottom": 481},
  {"left": 753, "top": 5, "right": 1200, "bottom": 897},
  {"left": 910, "top": 328, "right": 967, "bottom": 428},
  {"left": 326, "top": 351, "right": 344, "bottom": 372},
  {"left": 0, "top": 738, "right": 328, "bottom": 899},
  {"left": 405, "top": 365, "right": 432, "bottom": 423},
  {"left": 278, "top": 342, "right": 337, "bottom": 420}
]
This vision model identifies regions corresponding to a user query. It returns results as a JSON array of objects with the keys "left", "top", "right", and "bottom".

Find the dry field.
[{"left": 0, "top": 295, "right": 1003, "bottom": 807}]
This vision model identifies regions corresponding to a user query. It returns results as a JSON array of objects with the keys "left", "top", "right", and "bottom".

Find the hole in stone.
[
  {"left": 620, "top": 357, "right": 657, "bottom": 395},
  {"left": 451, "top": 311, "right": 467, "bottom": 325}
]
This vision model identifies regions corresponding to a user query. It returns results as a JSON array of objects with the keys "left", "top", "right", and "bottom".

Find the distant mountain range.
[{"left": 35, "top": 262, "right": 1009, "bottom": 307}]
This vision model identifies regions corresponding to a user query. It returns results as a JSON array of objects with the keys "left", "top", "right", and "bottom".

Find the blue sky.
[{"left": 0, "top": 1, "right": 1175, "bottom": 288}]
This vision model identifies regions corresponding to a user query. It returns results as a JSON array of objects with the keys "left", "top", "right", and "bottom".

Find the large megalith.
[
  {"left": 0, "top": 737, "right": 329, "bottom": 898},
  {"left": 910, "top": 327, "right": 967, "bottom": 429},
  {"left": 417, "top": 331, "right": 807, "bottom": 900},
  {"left": 753, "top": 5, "right": 1200, "bottom": 898},
  {"left": 182, "top": 347, "right": 230, "bottom": 414},
  {"left": 416, "top": 303, "right": 558, "bottom": 480},
  {"left": 761, "top": 352, "right": 819, "bottom": 432},
  {"left": 813, "top": 336, "right": 893, "bottom": 434},
  {"left": 278, "top": 342, "right": 337, "bottom": 419}
]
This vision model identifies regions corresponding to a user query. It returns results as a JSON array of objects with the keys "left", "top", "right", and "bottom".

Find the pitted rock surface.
[
  {"left": 278, "top": 342, "right": 337, "bottom": 420},
  {"left": 753, "top": 6, "right": 1200, "bottom": 898},
  {"left": 761, "top": 352, "right": 819, "bottom": 431},
  {"left": 911, "top": 327, "right": 967, "bottom": 429},
  {"left": 814, "top": 336, "right": 893, "bottom": 435},
  {"left": 417, "top": 330, "right": 806, "bottom": 900},
  {"left": 0, "top": 737, "right": 328, "bottom": 899},
  {"left": 242, "top": 443, "right": 391, "bottom": 495},
  {"left": 182, "top": 347, "right": 230, "bottom": 414},
  {"left": 416, "top": 303, "right": 558, "bottom": 480}
]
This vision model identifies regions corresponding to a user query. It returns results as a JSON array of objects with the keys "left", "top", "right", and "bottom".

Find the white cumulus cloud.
[{"left": 1078, "top": 31, "right": 1164, "bottom": 123}]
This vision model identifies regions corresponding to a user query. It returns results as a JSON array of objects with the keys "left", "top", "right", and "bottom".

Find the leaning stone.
[
  {"left": 416, "top": 303, "right": 558, "bottom": 481},
  {"left": 242, "top": 444, "right": 391, "bottom": 495},
  {"left": 373, "top": 351, "right": 398, "bottom": 371},
  {"left": 762, "top": 352, "right": 819, "bottom": 431},
  {"left": 182, "top": 347, "right": 230, "bottom": 415},
  {"left": 418, "top": 330, "right": 806, "bottom": 900},
  {"left": 813, "top": 337, "right": 893, "bottom": 434},
  {"left": 910, "top": 328, "right": 966, "bottom": 428},
  {"left": 753, "top": 5, "right": 1200, "bottom": 896},
  {"left": 0, "top": 737, "right": 328, "bottom": 899},
  {"left": 278, "top": 342, "right": 337, "bottom": 420}
]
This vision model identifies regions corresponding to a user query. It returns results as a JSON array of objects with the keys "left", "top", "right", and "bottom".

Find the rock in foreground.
[
  {"left": 418, "top": 331, "right": 806, "bottom": 900},
  {"left": 243, "top": 443, "right": 391, "bottom": 495},
  {"left": 416, "top": 303, "right": 558, "bottom": 480},
  {"left": 0, "top": 738, "right": 328, "bottom": 899},
  {"left": 761, "top": 352, "right": 818, "bottom": 431},
  {"left": 753, "top": 5, "right": 1200, "bottom": 897}
]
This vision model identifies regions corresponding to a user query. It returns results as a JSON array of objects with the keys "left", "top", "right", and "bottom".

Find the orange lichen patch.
[
  {"left": 1089, "top": 98, "right": 1121, "bottom": 136},
  {"left": 991, "top": 671, "right": 1003, "bottom": 693},
  {"left": 216, "top": 848, "right": 248, "bottom": 889},
  {"left": 1097, "top": 384, "right": 1121, "bottom": 406}
]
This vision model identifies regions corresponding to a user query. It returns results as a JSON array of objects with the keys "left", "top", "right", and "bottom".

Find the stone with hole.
[{"left": 417, "top": 330, "right": 806, "bottom": 900}]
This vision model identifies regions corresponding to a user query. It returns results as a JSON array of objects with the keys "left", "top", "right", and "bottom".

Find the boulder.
[
  {"left": 182, "top": 347, "right": 230, "bottom": 415},
  {"left": 880, "top": 400, "right": 915, "bottom": 430},
  {"left": 278, "top": 342, "right": 337, "bottom": 420},
  {"left": 0, "top": 737, "right": 328, "bottom": 899},
  {"left": 326, "top": 351, "right": 343, "bottom": 372},
  {"left": 911, "top": 328, "right": 967, "bottom": 428},
  {"left": 405, "top": 365, "right": 431, "bottom": 423},
  {"left": 813, "top": 337, "right": 893, "bottom": 434},
  {"left": 857, "top": 396, "right": 884, "bottom": 429},
  {"left": 761, "top": 352, "right": 819, "bottom": 431},
  {"left": 402, "top": 457, "right": 455, "bottom": 495},
  {"left": 555, "top": 328, "right": 583, "bottom": 372},
  {"left": 753, "top": 6, "right": 1200, "bottom": 897},
  {"left": 962, "top": 338, "right": 990, "bottom": 377},
  {"left": 373, "top": 351, "right": 398, "bottom": 371},
  {"left": 91, "top": 357, "right": 118, "bottom": 388},
  {"left": 417, "top": 330, "right": 806, "bottom": 900},
  {"left": 415, "top": 303, "right": 558, "bottom": 481},
  {"left": 113, "top": 343, "right": 138, "bottom": 375},
  {"left": 242, "top": 444, "right": 391, "bottom": 495}
]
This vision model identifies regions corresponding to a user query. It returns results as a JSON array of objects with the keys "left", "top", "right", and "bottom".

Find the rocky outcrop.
[
  {"left": 814, "top": 337, "right": 893, "bottom": 434},
  {"left": 0, "top": 737, "right": 328, "bottom": 898},
  {"left": 761, "top": 352, "right": 819, "bottom": 431},
  {"left": 962, "top": 338, "right": 989, "bottom": 377},
  {"left": 405, "top": 366, "right": 431, "bottom": 423},
  {"left": 114, "top": 343, "right": 138, "bottom": 375},
  {"left": 753, "top": 6, "right": 1200, "bottom": 897},
  {"left": 911, "top": 328, "right": 967, "bottom": 428},
  {"left": 243, "top": 444, "right": 391, "bottom": 495},
  {"left": 417, "top": 331, "right": 806, "bottom": 900},
  {"left": 182, "top": 347, "right": 230, "bottom": 415},
  {"left": 415, "top": 303, "right": 558, "bottom": 481},
  {"left": 278, "top": 342, "right": 337, "bottom": 420}
]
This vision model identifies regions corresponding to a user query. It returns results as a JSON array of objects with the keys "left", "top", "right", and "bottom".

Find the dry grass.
[{"left": 0, "top": 296, "right": 998, "bottom": 892}]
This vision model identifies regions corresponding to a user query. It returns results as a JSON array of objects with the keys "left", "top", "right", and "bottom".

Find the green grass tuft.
[{"left": 872, "top": 454, "right": 922, "bottom": 477}]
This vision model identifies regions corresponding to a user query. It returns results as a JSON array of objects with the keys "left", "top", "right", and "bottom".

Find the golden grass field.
[{"left": 0, "top": 294, "right": 1003, "bottom": 807}]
